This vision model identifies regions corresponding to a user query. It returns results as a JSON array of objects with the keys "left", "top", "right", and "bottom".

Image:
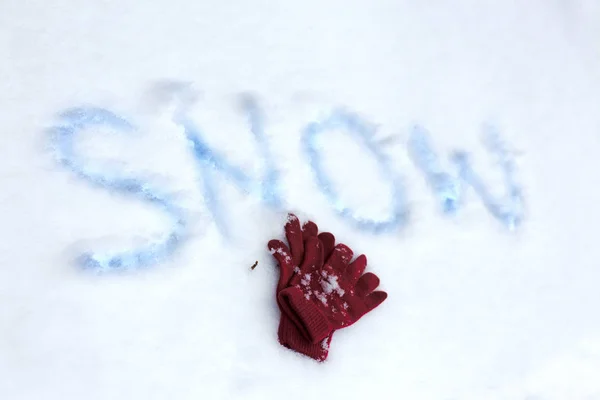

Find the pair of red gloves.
[{"left": 268, "top": 214, "right": 388, "bottom": 361}]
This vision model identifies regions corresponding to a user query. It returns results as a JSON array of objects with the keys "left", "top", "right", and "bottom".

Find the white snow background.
[{"left": 1, "top": 1, "right": 600, "bottom": 399}]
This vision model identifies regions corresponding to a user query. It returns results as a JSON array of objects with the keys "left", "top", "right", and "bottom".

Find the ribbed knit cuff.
[
  {"left": 278, "top": 286, "right": 332, "bottom": 344},
  {"left": 278, "top": 315, "right": 332, "bottom": 362}
]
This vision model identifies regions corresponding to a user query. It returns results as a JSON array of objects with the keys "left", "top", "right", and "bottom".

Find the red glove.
[
  {"left": 277, "top": 236, "right": 387, "bottom": 344},
  {"left": 268, "top": 214, "right": 337, "bottom": 361}
]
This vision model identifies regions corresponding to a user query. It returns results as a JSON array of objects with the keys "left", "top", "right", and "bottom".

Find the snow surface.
[{"left": 2, "top": 1, "right": 600, "bottom": 399}]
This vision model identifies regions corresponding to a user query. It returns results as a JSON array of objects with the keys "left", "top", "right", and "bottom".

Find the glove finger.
[
  {"left": 268, "top": 239, "right": 295, "bottom": 291},
  {"left": 284, "top": 214, "right": 304, "bottom": 266},
  {"left": 326, "top": 244, "right": 353, "bottom": 275},
  {"left": 318, "top": 232, "right": 335, "bottom": 260},
  {"left": 345, "top": 254, "right": 367, "bottom": 285},
  {"left": 302, "top": 220, "right": 318, "bottom": 240},
  {"left": 354, "top": 272, "right": 380, "bottom": 298},
  {"left": 364, "top": 290, "right": 388, "bottom": 312},
  {"left": 268, "top": 239, "right": 292, "bottom": 267},
  {"left": 297, "top": 236, "right": 323, "bottom": 277}
]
